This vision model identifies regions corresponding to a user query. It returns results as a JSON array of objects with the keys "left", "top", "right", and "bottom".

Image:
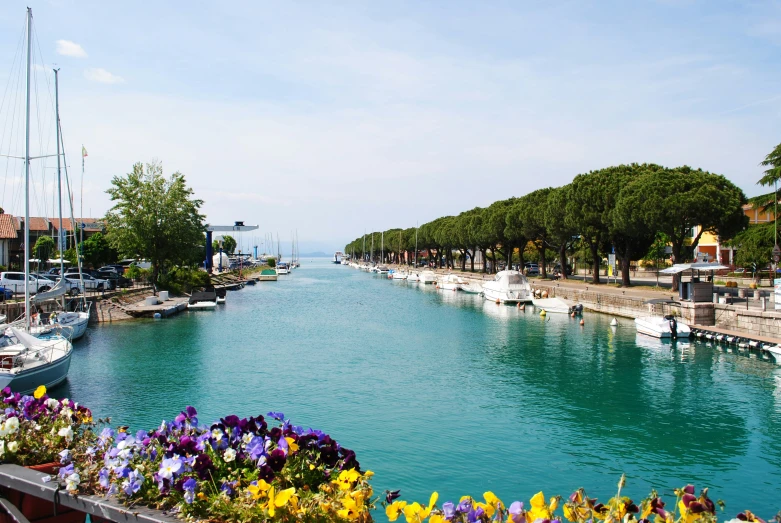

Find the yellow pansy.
[
  {"left": 549, "top": 496, "right": 560, "bottom": 514},
  {"left": 430, "top": 515, "right": 444, "bottom": 523},
  {"left": 563, "top": 505, "right": 577, "bottom": 522},
  {"left": 285, "top": 436, "right": 299, "bottom": 453},
  {"left": 334, "top": 468, "right": 362, "bottom": 490},
  {"left": 265, "top": 486, "right": 295, "bottom": 517},
  {"left": 528, "top": 492, "right": 551, "bottom": 522},
  {"left": 338, "top": 492, "right": 366, "bottom": 520},
  {"left": 403, "top": 493, "right": 438, "bottom": 523},
  {"left": 33, "top": 385, "right": 46, "bottom": 399},
  {"left": 485, "top": 491, "right": 503, "bottom": 509},
  {"left": 475, "top": 502, "right": 496, "bottom": 519},
  {"left": 248, "top": 479, "right": 271, "bottom": 500},
  {"left": 386, "top": 501, "right": 408, "bottom": 522},
  {"left": 677, "top": 501, "right": 702, "bottom": 523}
]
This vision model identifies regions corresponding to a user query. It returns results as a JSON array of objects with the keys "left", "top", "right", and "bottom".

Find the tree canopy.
[
  {"left": 34, "top": 236, "right": 55, "bottom": 263},
  {"left": 105, "top": 161, "right": 205, "bottom": 287}
]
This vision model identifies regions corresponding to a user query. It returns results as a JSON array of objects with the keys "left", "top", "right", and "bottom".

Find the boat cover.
[
  {"left": 10, "top": 328, "right": 46, "bottom": 348},
  {"left": 660, "top": 263, "right": 729, "bottom": 274},
  {"left": 32, "top": 279, "right": 68, "bottom": 303}
]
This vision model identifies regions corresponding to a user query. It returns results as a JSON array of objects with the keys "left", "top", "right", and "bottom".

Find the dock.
[{"left": 125, "top": 297, "right": 189, "bottom": 318}]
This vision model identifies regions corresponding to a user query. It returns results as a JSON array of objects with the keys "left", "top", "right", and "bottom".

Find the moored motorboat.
[
  {"left": 189, "top": 290, "right": 218, "bottom": 310},
  {"left": 635, "top": 315, "right": 692, "bottom": 339},
  {"left": 438, "top": 274, "right": 465, "bottom": 291},
  {"left": 391, "top": 270, "right": 407, "bottom": 280},
  {"left": 277, "top": 262, "right": 290, "bottom": 275},
  {"left": 532, "top": 297, "right": 576, "bottom": 314},
  {"left": 461, "top": 281, "right": 483, "bottom": 294},
  {"left": 258, "top": 268, "right": 278, "bottom": 281},
  {"left": 406, "top": 272, "right": 420, "bottom": 283},
  {"left": 482, "top": 270, "right": 532, "bottom": 304},
  {"left": 419, "top": 271, "right": 437, "bottom": 284}
]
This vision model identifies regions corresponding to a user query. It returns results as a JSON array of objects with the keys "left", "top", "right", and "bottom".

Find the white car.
[
  {"left": 63, "top": 272, "right": 109, "bottom": 291},
  {"left": 0, "top": 271, "right": 51, "bottom": 294}
]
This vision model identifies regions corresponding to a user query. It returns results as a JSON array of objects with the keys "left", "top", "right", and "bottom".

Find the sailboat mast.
[
  {"left": 381, "top": 231, "right": 384, "bottom": 264},
  {"left": 414, "top": 223, "right": 418, "bottom": 268},
  {"left": 54, "top": 68, "right": 64, "bottom": 307},
  {"left": 23, "top": 7, "right": 32, "bottom": 331}
]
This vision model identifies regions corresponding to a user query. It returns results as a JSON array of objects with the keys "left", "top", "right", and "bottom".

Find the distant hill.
[{"left": 300, "top": 252, "right": 329, "bottom": 258}]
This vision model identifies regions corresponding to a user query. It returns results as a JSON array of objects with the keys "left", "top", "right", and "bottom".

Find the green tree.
[
  {"left": 220, "top": 235, "right": 237, "bottom": 255},
  {"left": 758, "top": 142, "right": 781, "bottom": 186},
  {"left": 728, "top": 222, "right": 772, "bottom": 281},
  {"left": 34, "top": 236, "right": 55, "bottom": 263},
  {"left": 615, "top": 166, "right": 747, "bottom": 288},
  {"left": 79, "top": 232, "right": 115, "bottom": 268},
  {"left": 566, "top": 170, "right": 614, "bottom": 284},
  {"left": 516, "top": 188, "right": 553, "bottom": 277},
  {"left": 544, "top": 185, "right": 577, "bottom": 280},
  {"left": 105, "top": 161, "right": 205, "bottom": 287}
]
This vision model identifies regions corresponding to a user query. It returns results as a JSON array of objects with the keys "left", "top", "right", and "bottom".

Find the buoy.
[
  {"left": 570, "top": 312, "right": 575, "bottom": 318},
  {"left": 495, "top": 299, "right": 501, "bottom": 305},
  {"left": 153, "top": 313, "right": 162, "bottom": 319},
  {"left": 540, "top": 310, "right": 547, "bottom": 317},
  {"left": 579, "top": 319, "right": 584, "bottom": 326},
  {"left": 541, "top": 291, "right": 549, "bottom": 298},
  {"left": 517, "top": 302, "right": 521, "bottom": 308},
  {"left": 610, "top": 318, "right": 618, "bottom": 327}
]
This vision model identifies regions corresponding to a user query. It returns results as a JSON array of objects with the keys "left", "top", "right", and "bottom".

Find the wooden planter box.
[{"left": 0, "top": 465, "right": 178, "bottom": 523}]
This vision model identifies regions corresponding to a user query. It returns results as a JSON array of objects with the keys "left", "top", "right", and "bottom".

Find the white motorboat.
[
  {"left": 635, "top": 315, "right": 692, "bottom": 339},
  {"left": 391, "top": 270, "right": 407, "bottom": 280},
  {"left": 216, "top": 296, "right": 226, "bottom": 304},
  {"left": 189, "top": 290, "right": 218, "bottom": 310},
  {"left": 376, "top": 266, "right": 389, "bottom": 274},
  {"left": 532, "top": 297, "right": 576, "bottom": 314},
  {"left": 481, "top": 270, "right": 532, "bottom": 304},
  {"left": 189, "top": 301, "right": 217, "bottom": 310},
  {"left": 276, "top": 262, "right": 290, "bottom": 275},
  {"left": 461, "top": 281, "right": 483, "bottom": 294},
  {"left": 419, "top": 271, "right": 437, "bottom": 284},
  {"left": 438, "top": 274, "right": 466, "bottom": 291},
  {"left": 406, "top": 272, "right": 420, "bottom": 283}
]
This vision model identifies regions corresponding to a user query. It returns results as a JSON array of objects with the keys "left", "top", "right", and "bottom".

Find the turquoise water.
[{"left": 57, "top": 260, "right": 781, "bottom": 516}]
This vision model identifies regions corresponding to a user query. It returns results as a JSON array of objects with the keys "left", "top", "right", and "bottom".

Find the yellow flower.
[
  {"left": 248, "top": 479, "right": 271, "bottom": 500},
  {"left": 197, "top": 492, "right": 206, "bottom": 500},
  {"left": 564, "top": 505, "right": 577, "bottom": 522},
  {"left": 387, "top": 501, "right": 408, "bottom": 521},
  {"left": 484, "top": 491, "right": 503, "bottom": 509},
  {"left": 549, "top": 496, "right": 560, "bottom": 514},
  {"left": 339, "top": 492, "right": 366, "bottom": 520},
  {"left": 403, "top": 493, "right": 438, "bottom": 523},
  {"left": 430, "top": 515, "right": 444, "bottom": 523},
  {"left": 265, "top": 486, "right": 295, "bottom": 517},
  {"left": 33, "top": 385, "right": 46, "bottom": 399},
  {"left": 285, "top": 436, "right": 299, "bottom": 453},
  {"left": 528, "top": 492, "right": 551, "bottom": 522},
  {"left": 677, "top": 500, "right": 702, "bottom": 523},
  {"left": 309, "top": 464, "right": 316, "bottom": 470},
  {"left": 334, "top": 468, "right": 362, "bottom": 490}
]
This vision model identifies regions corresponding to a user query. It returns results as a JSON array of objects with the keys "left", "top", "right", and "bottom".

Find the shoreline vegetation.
[{"left": 346, "top": 162, "right": 752, "bottom": 289}]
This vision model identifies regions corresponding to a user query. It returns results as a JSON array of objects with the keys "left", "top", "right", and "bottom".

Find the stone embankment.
[{"left": 386, "top": 264, "right": 781, "bottom": 342}]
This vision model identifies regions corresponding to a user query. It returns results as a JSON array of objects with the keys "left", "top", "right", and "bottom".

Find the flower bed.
[{"left": 0, "top": 386, "right": 774, "bottom": 523}]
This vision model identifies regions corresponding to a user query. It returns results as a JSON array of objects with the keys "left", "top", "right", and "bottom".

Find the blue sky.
[{"left": 0, "top": 1, "right": 779, "bottom": 252}]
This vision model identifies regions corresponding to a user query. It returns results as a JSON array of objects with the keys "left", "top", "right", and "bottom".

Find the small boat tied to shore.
[{"left": 481, "top": 270, "right": 532, "bottom": 304}]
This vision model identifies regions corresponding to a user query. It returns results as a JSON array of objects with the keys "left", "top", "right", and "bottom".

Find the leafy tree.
[
  {"left": 34, "top": 236, "right": 55, "bottom": 263},
  {"left": 219, "top": 235, "right": 237, "bottom": 255},
  {"left": 566, "top": 170, "right": 614, "bottom": 284},
  {"left": 614, "top": 166, "right": 747, "bottom": 287},
  {"left": 105, "top": 161, "right": 205, "bottom": 287},
  {"left": 79, "top": 232, "right": 115, "bottom": 268},
  {"left": 758, "top": 142, "right": 781, "bottom": 186},
  {"left": 728, "top": 222, "right": 772, "bottom": 281},
  {"left": 267, "top": 258, "right": 276, "bottom": 268},
  {"left": 544, "top": 185, "right": 577, "bottom": 280},
  {"left": 516, "top": 188, "right": 552, "bottom": 277}
]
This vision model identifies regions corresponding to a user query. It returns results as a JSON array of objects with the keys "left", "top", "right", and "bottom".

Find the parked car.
[
  {"left": 96, "top": 269, "right": 131, "bottom": 289},
  {"left": 99, "top": 265, "right": 127, "bottom": 275},
  {"left": 524, "top": 263, "right": 540, "bottom": 275},
  {"left": 0, "top": 271, "right": 51, "bottom": 294},
  {"left": 554, "top": 263, "right": 573, "bottom": 275},
  {"left": 63, "top": 271, "right": 109, "bottom": 291}
]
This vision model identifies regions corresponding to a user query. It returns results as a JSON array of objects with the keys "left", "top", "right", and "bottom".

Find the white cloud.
[
  {"left": 84, "top": 68, "right": 125, "bottom": 84},
  {"left": 55, "top": 40, "right": 87, "bottom": 58}
]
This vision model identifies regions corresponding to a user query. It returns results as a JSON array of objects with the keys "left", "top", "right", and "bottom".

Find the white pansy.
[
  {"left": 61, "top": 398, "right": 69, "bottom": 406},
  {"left": 58, "top": 425, "right": 74, "bottom": 442},
  {"left": 242, "top": 433, "right": 253, "bottom": 445},
  {"left": 65, "top": 472, "right": 80, "bottom": 492},
  {"left": 212, "top": 429, "right": 223, "bottom": 442},
  {"left": 223, "top": 448, "right": 236, "bottom": 462},
  {"left": 4, "top": 417, "right": 19, "bottom": 434},
  {"left": 0, "top": 440, "right": 5, "bottom": 457},
  {"left": 7, "top": 441, "right": 18, "bottom": 453},
  {"left": 46, "top": 398, "right": 59, "bottom": 409}
]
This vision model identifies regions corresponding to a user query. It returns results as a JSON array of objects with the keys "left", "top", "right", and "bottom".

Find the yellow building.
[{"left": 696, "top": 204, "right": 774, "bottom": 266}]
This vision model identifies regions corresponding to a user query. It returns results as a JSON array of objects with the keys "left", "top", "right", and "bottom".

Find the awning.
[
  {"left": 660, "top": 263, "right": 729, "bottom": 274},
  {"left": 46, "top": 258, "right": 71, "bottom": 264}
]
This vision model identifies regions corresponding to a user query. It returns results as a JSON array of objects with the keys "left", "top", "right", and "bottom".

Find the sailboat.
[{"left": 0, "top": 9, "right": 73, "bottom": 393}]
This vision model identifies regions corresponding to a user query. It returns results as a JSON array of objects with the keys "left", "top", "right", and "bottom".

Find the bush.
[
  {"left": 267, "top": 258, "right": 276, "bottom": 268},
  {"left": 126, "top": 264, "right": 141, "bottom": 280},
  {"left": 158, "top": 267, "right": 210, "bottom": 294}
]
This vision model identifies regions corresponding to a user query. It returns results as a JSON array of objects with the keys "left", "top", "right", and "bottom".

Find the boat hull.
[
  {"left": 483, "top": 286, "right": 531, "bottom": 304},
  {"left": 0, "top": 348, "right": 72, "bottom": 395},
  {"left": 531, "top": 298, "right": 571, "bottom": 314},
  {"left": 58, "top": 312, "right": 89, "bottom": 341},
  {"left": 189, "top": 302, "right": 217, "bottom": 310},
  {"left": 635, "top": 316, "right": 692, "bottom": 339}
]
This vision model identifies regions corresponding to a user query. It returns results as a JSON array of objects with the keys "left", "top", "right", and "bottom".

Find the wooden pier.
[{"left": 125, "top": 297, "right": 189, "bottom": 318}]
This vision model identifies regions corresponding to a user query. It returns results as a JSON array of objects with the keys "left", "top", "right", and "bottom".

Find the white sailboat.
[{"left": 0, "top": 9, "right": 73, "bottom": 394}]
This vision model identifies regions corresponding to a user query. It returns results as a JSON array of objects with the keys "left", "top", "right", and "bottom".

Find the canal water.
[{"left": 59, "top": 260, "right": 781, "bottom": 516}]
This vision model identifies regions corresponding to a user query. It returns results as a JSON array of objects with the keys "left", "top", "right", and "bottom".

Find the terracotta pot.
[{"left": 0, "top": 463, "right": 86, "bottom": 523}]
